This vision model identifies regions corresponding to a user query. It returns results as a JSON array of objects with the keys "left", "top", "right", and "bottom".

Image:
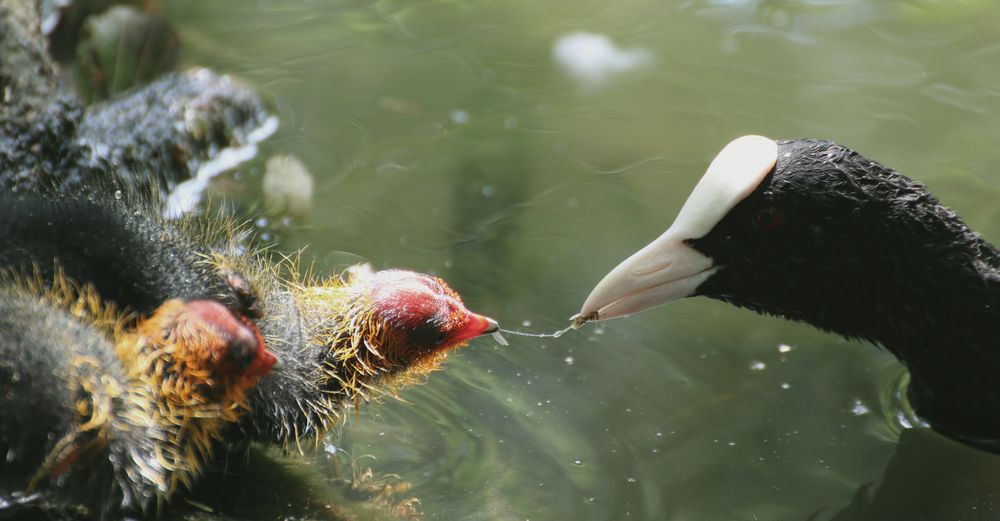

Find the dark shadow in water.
[
  {"left": 825, "top": 428, "right": 1000, "bottom": 521},
  {"left": 447, "top": 131, "right": 532, "bottom": 300}
]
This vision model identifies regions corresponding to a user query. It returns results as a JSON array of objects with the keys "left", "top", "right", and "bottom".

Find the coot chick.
[
  {"left": 0, "top": 274, "right": 276, "bottom": 517},
  {"left": 0, "top": 194, "right": 499, "bottom": 448},
  {"left": 579, "top": 136, "right": 1000, "bottom": 452},
  {"left": 230, "top": 262, "right": 499, "bottom": 446}
]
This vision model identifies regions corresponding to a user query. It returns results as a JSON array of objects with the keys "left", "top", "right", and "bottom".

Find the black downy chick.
[
  {"left": 0, "top": 276, "right": 275, "bottom": 517},
  {"left": 0, "top": 194, "right": 498, "bottom": 451},
  {"left": 579, "top": 136, "right": 1000, "bottom": 452}
]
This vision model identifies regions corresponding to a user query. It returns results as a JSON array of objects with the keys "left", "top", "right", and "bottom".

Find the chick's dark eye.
[
  {"left": 753, "top": 207, "right": 783, "bottom": 230},
  {"left": 228, "top": 337, "right": 257, "bottom": 369},
  {"left": 409, "top": 321, "right": 448, "bottom": 347}
]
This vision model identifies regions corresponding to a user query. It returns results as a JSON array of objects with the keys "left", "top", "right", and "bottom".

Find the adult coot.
[{"left": 579, "top": 135, "right": 1000, "bottom": 452}]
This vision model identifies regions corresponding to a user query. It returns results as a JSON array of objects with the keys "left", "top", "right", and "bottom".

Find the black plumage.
[
  {"left": 0, "top": 288, "right": 138, "bottom": 518},
  {"left": 692, "top": 139, "right": 1000, "bottom": 448},
  {"left": 0, "top": 196, "right": 245, "bottom": 317}
]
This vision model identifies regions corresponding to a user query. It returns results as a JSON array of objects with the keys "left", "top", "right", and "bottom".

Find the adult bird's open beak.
[
  {"left": 578, "top": 233, "right": 716, "bottom": 321},
  {"left": 577, "top": 135, "right": 778, "bottom": 323}
]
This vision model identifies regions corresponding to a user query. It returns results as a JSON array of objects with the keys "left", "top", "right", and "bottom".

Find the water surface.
[{"left": 166, "top": 1, "right": 1000, "bottom": 519}]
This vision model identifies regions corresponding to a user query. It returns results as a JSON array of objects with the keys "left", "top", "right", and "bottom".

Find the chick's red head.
[
  {"left": 364, "top": 269, "right": 498, "bottom": 367},
  {"left": 159, "top": 299, "right": 278, "bottom": 390}
]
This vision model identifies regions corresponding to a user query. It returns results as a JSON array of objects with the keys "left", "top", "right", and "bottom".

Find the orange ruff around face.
[
  {"left": 122, "top": 299, "right": 276, "bottom": 420},
  {"left": 114, "top": 299, "right": 276, "bottom": 495}
]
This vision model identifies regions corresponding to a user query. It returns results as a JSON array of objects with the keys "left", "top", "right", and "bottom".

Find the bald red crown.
[{"left": 363, "top": 270, "right": 496, "bottom": 365}]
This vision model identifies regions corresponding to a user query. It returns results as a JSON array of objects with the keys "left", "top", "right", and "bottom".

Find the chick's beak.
[
  {"left": 453, "top": 312, "right": 500, "bottom": 343},
  {"left": 255, "top": 349, "right": 281, "bottom": 375},
  {"left": 483, "top": 317, "right": 500, "bottom": 335}
]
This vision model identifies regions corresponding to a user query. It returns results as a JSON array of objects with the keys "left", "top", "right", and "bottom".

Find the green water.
[{"left": 166, "top": 1, "right": 1000, "bottom": 519}]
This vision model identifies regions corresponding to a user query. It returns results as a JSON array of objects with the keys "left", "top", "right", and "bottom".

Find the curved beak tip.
[
  {"left": 482, "top": 317, "right": 500, "bottom": 335},
  {"left": 270, "top": 353, "right": 284, "bottom": 371},
  {"left": 569, "top": 311, "right": 600, "bottom": 329}
]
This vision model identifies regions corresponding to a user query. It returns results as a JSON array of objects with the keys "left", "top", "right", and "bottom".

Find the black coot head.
[
  {"left": 579, "top": 137, "right": 976, "bottom": 343},
  {"left": 688, "top": 139, "right": 921, "bottom": 339}
]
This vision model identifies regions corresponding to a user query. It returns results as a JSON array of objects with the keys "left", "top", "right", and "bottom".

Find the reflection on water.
[{"left": 166, "top": 0, "right": 1000, "bottom": 519}]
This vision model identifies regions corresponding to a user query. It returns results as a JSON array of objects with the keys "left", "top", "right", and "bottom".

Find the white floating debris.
[
  {"left": 552, "top": 32, "right": 654, "bottom": 90},
  {"left": 777, "top": 343, "right": 794, "bottom": 353},
  {"left": 263, "top": 154, "right": 315, "bottom": 218},
  {"left": 166, "top": 115, "right": 280, "bottom": 218}
]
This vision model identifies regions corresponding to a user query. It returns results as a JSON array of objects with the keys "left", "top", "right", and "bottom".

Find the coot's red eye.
[{"left": 753, "top": 207, "right": 783, "bottom": 230}]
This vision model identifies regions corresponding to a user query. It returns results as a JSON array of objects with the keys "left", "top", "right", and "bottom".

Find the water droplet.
[
  {"left": 780, "top": 382, "right": 791, "bottom": 390},
  {"left": 850, "top": 400, "right": 870, "bottom": 416},
  {"left": 572, "top": 459, "right": 583, "bottom": 466},
  {"left": 749, "top": 360, "right": 766, "bottom": 371},
  {"left": 564, "top": 356, "right": 575, "bottom": 365},
  {"left": 449, "top": 109, "right": 470, "bottom": 124},
  {"left": 522, "top": 319, "right": 532, "bottom": 327},
  {"left": 626, "top": 477, "right": 637, "bottom": 483}
]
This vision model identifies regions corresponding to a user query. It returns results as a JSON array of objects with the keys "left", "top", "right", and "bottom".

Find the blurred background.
[{"left": 161, "top": 1, "right": 1000, "bottom": 519}]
